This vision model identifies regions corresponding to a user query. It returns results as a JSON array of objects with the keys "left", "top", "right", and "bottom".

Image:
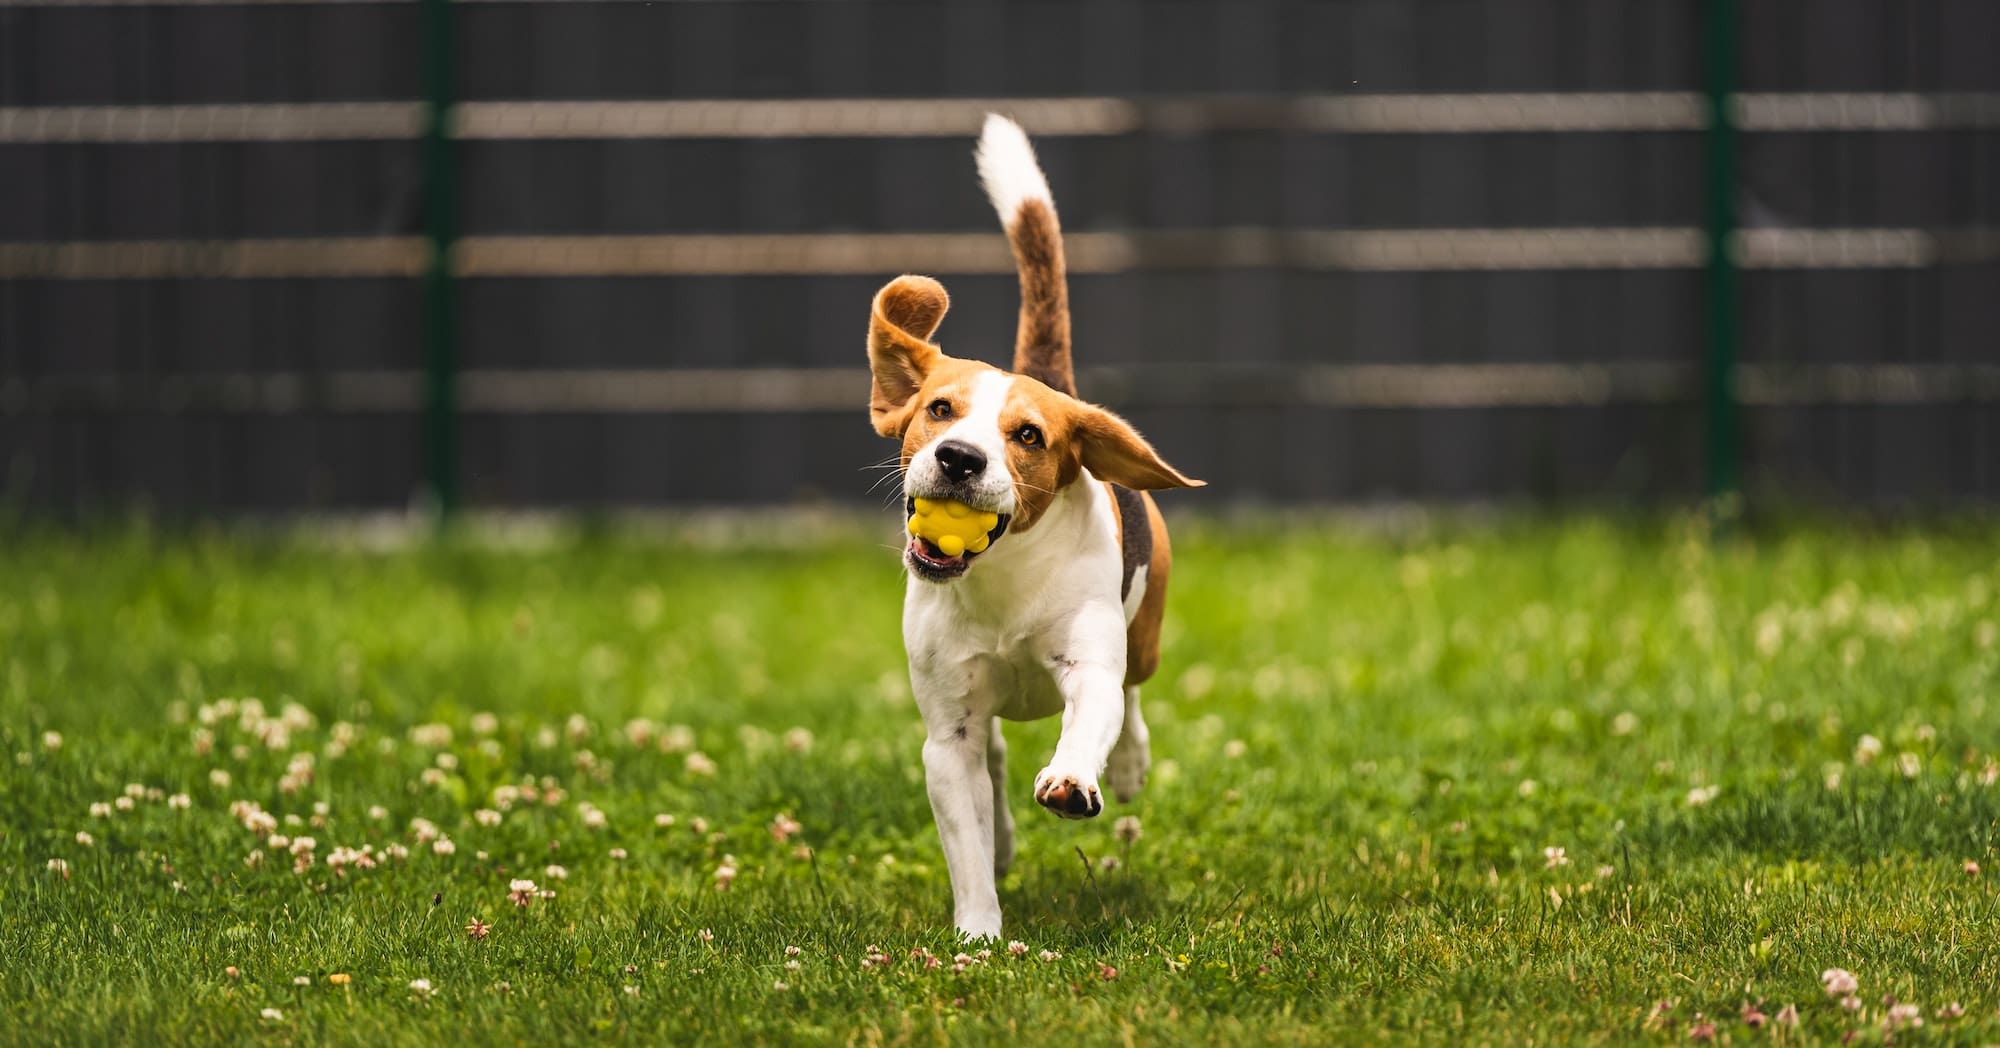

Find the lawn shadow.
[{"left": 998, "top": 844, "right": 1170, "bottom": 935}]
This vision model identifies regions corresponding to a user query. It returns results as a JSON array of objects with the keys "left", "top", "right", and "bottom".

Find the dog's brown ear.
[
  {"left": 868, "top": 275, "right": 950, "bottom": 437},
  {"left": 1075, "top": 405, "right": 1205, "bottom": 491}
]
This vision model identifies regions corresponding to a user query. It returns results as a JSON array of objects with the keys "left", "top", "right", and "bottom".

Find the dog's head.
[{"left": 868, "top": 275, "right": 1202, "bottom": 583}]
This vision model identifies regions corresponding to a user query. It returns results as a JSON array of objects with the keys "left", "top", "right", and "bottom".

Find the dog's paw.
[
  {"left": 955, "top": 912, "right": 1003, "bottom": 941},
  {"left": 1033, "top": 768, "right": 1104, "bottom": 819},
  {"left": 1104, "top": 744, "right": 1148, "bottom": 803}
]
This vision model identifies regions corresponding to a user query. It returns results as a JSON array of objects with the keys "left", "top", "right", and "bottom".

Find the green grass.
[{"left": 3, "top": 513, "right": 1998, "bottom": 1045}]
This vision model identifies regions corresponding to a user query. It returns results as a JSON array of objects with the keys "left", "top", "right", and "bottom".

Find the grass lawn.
[{"left": 3, "top": 513, "right": 1998, "bottom": 1045}]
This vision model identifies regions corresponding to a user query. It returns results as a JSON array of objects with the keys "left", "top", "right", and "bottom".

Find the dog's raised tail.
[{"left": 976, "top": 114, "right": 1073, "bottom": 396}]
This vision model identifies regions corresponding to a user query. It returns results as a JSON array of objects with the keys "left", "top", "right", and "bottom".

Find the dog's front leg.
[
  {"left": 913, "top": 675, "right": 1003, "bottom": 939},
  {"left": 1032, "top": 605, "right": 1129, "bottom": 820}
]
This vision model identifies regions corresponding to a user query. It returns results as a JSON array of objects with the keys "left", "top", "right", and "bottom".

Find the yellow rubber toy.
[{"left": 908, "top": 497, "right": 1000, "bottom": 557}]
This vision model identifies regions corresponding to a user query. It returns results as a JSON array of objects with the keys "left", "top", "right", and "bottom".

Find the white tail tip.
[{"left": 975, "top": 113, "right": 1053, "bottom": 225}]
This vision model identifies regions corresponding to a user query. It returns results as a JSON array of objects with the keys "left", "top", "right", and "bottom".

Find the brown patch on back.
[
  {"left": 1124, "top": 492, "right": 1172, "bottom": 686},
  {"left": 1006, "top": 199, "right": 1073, "bottom": 396},
  {"left": 1111, "top": 484, "right": 1151, "bottom": 601}
]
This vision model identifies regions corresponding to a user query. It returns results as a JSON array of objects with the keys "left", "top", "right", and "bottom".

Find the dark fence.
[{"left": 2, "top": 0, "right": 1996, "bottom": 513}]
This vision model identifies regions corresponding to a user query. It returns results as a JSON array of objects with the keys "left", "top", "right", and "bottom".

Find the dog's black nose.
[{"left": 934, "top": 440, "right": 987, "bottom": 483}]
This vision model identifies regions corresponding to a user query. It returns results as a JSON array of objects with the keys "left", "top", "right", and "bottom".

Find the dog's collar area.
[{"left": 905, "top": 496, "right": 1011, "bottom": 581}]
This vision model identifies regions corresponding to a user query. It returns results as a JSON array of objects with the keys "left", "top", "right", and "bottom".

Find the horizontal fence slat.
[
  {"left": 5, "top": 94, "right": 1999, "bottom": 144},
  {"left": 10, "top": 363, "right": 2000, "bottom": 415},
  {"left": 7, "top": 229, "right": 1996, "bottom": 279}
]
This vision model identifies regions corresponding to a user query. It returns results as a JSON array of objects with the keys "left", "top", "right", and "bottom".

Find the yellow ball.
[{"left": 910, "top": 498, "right": 1000, "bottom": 556}]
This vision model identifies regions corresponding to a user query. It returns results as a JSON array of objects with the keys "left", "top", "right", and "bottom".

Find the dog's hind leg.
[
  {"left": 987, "top": 718, "right": 1015, "bottom": 877},
  {"left": 1105, "top": 685, "right": 1149, "bottom": 803}
]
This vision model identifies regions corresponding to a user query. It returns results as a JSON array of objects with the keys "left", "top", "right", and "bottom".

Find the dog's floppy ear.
[
  {"left": 1075, "top": 405, "right": 1205, "bottom": 491},
  {"left": 868, "top": 275, "right": 950, "bottom": 437}
]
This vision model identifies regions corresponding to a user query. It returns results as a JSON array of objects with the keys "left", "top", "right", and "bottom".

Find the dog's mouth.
[{"left": 904, "top": 496, "right": 1011, "bottom": 582}]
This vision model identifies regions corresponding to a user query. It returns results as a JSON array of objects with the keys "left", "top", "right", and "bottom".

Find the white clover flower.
[
  {"left": 1113, "top": 816, "right": 1142, "bottom": 844},
  {"left": 1854, "top": 735, "right": 1883, "bottom": 764},
  {"left": 408, "top": 978, "right": 434, "bottom": 998},
  {"left": 1821, "top": 968, "right": 1859, "bottom": 996},
  {"left": 432, "top": 837, "right": 456, "bottom": 856},
  {"left": 410, "top": 724, "right": 453, "bottom": 748},
  {"left": 684, "top": 752, "right": 718, "bottom": 776},
  {"left": 42, "top": 731, "right": 63, "bottom": 751},
  {"left": 475, "top": 809, "right": 502, "bottom": 827},
  {"left": 75, "top": 831, "right": 93, "bottom": 846},
  {"left": 1543, "top": 846, "right": 1569, "bottom": 868},
  {"left": 544, "top": 864, "right": 568, "bottom": 880},
  {"left": 209, "top": 769, "right": 232, "bottom": 788},
  {"left": 168, "top": 793, "right": 191, "bottom": 810}
]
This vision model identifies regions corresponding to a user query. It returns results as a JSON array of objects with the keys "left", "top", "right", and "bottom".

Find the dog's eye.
[
  {"left": 1015, "top": 425, "right": 1042, "bottom": 447},
  {"left": 928, "top": 399, "right": 953, "bottom": 420}
]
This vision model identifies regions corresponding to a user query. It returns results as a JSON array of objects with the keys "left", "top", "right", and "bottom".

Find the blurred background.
[{"left": 1, "top": 0, "right": 1995, "bottom": 516}]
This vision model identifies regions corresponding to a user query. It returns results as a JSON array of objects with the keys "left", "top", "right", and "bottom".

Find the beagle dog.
[{"left": 865, "top": 115, "right": 1203, "bottom": 939}]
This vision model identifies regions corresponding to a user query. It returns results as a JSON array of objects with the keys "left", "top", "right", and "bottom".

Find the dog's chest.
[{"left": 905, "top": 601, "right": 1071, "bottom": 723}]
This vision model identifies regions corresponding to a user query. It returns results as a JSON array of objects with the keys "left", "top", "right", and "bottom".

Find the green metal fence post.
[
  {"left": 1703, "top": 0, "right": 1741, "bottom": 502},
  {"left": 421, "top": 0, "right": 460, "bottom": 519}
]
